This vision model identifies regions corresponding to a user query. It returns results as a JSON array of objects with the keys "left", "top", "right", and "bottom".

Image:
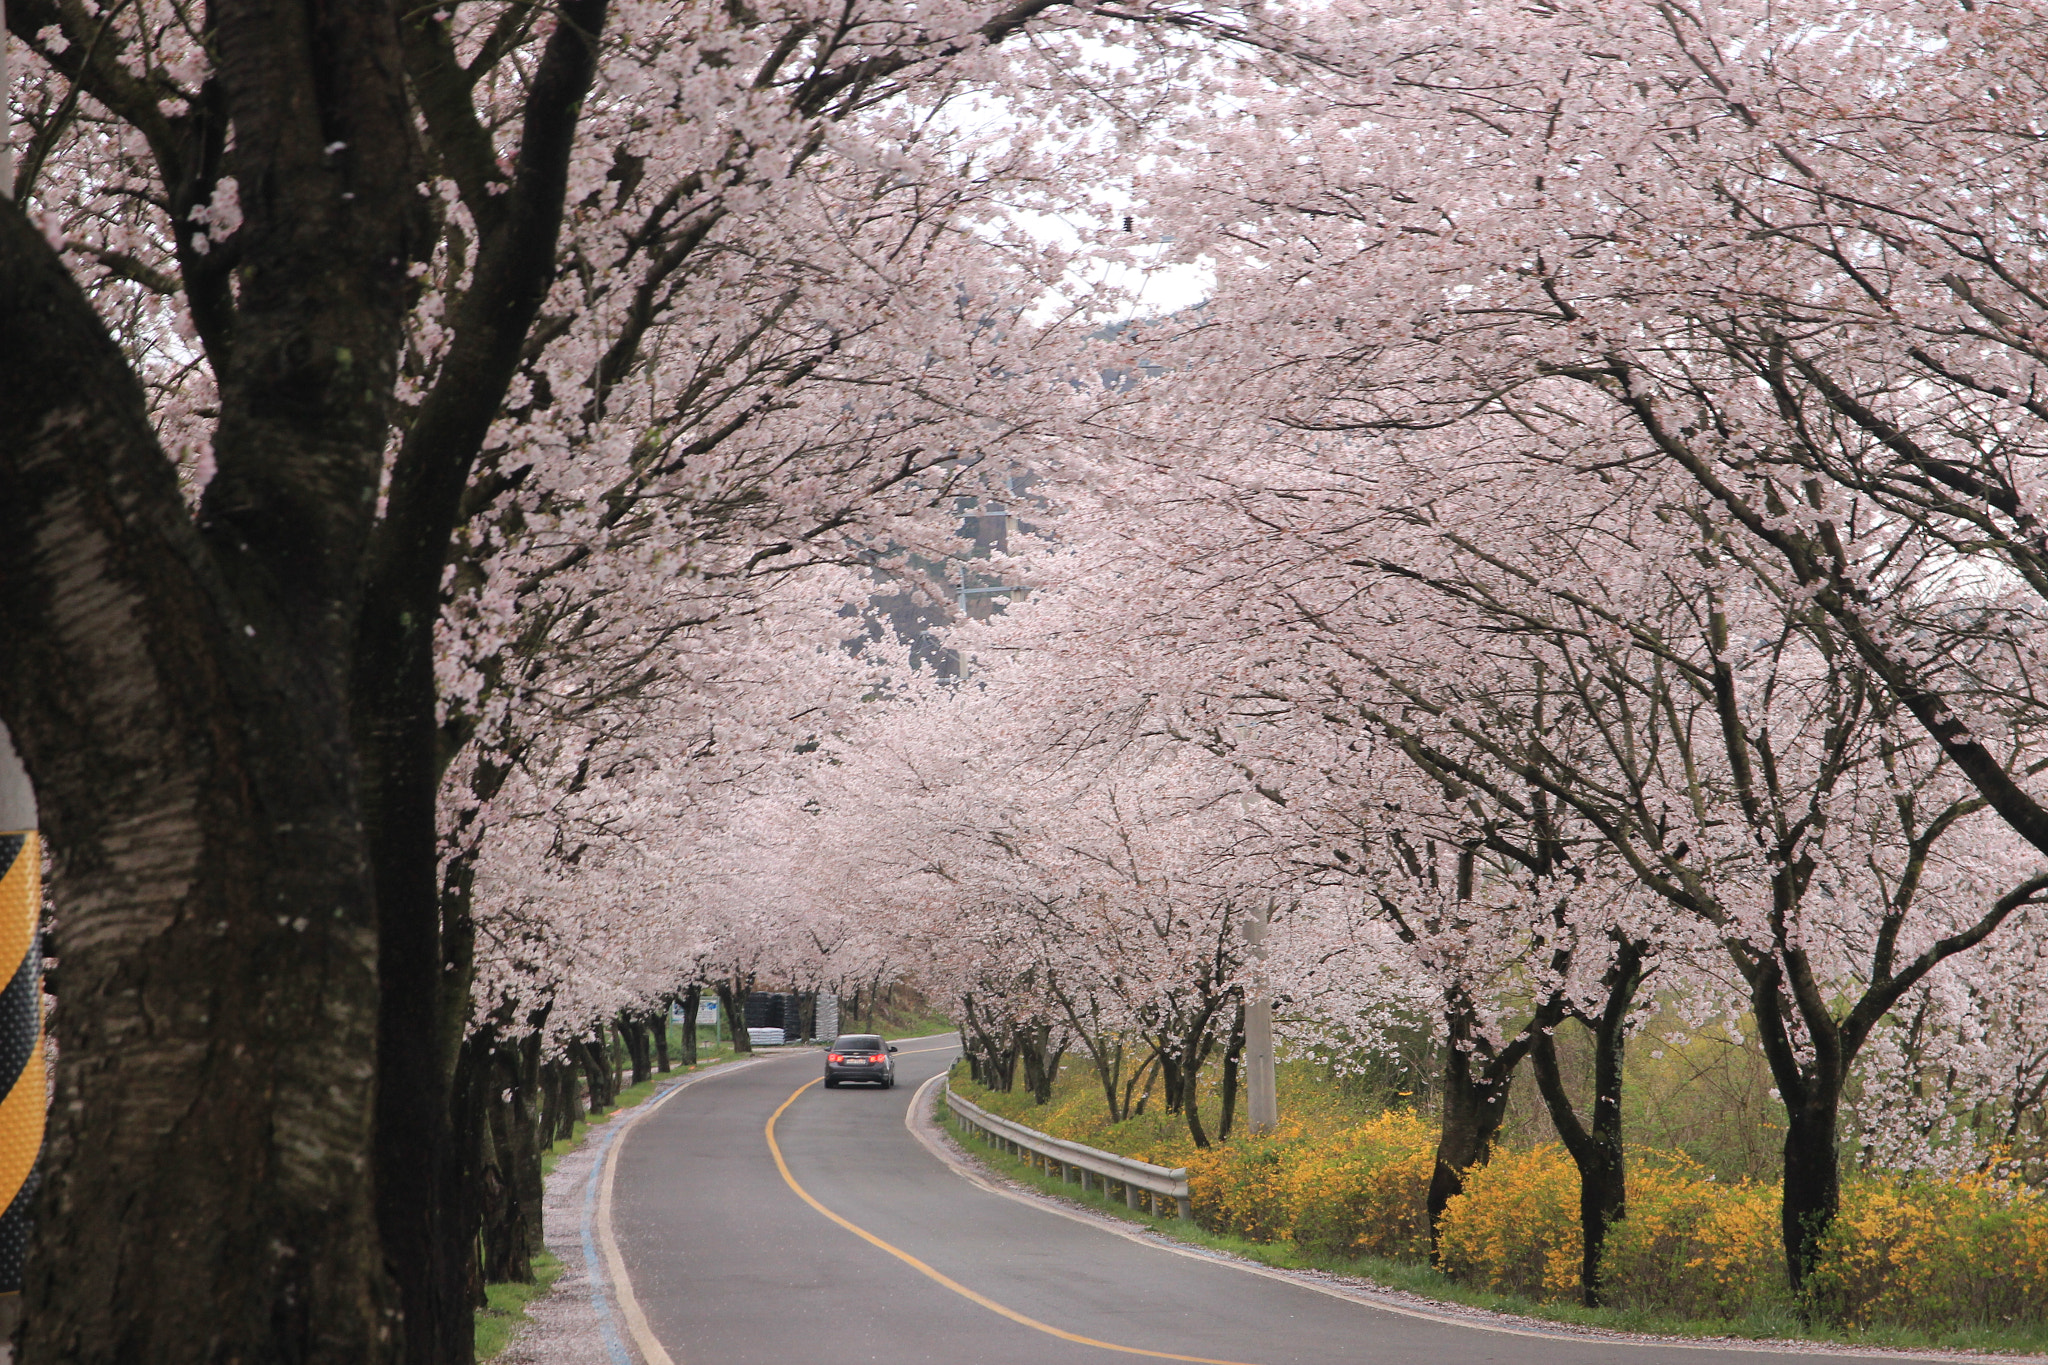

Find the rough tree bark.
[
  {"left": 478, "top": 1031, "right": 543, "bottom": 1286},
  {"left": 1528, "top": 938, "right": 1649, "bottom": 1306},
  {"left": 1426, "top": 994, "right": 1551, "bottom": 1262},
  {"left": 578, "top": 1032, "right": 616, "bottom": 1112},
  {"left": 448, "top": 1034, "right": 491, "bottom": 1312},
  {"left": 1216, "top": 1000, "right": 1247, "bottom": 1144},
  {"left": 0, "top": 1, "right": 423, "bottom": 1355},
  {"left": 543, "top": 1059, "right": 584, "bottom": 1143},
  {"left": 1016, "top": 1021, "right": 1065, "bottom": 1105},
  {"left": 356, "top": 6, "right": 611, "bottom": 1360},
  {"left": 677, "top": 986, "right": 701, "bottom": 1066},
  {"left": 714, "top": 978, "right": 756, "bottom": 1055},
  {"left": 957, "top": 996, "right": 1018, "bottom": 1091},
  {"left": 617, "top": 1013, "right": 651, "bottom": 1087}
]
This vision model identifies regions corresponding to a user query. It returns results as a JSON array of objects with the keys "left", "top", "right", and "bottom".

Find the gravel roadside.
[{"left": 493, "top": 1129, "right": 619, "bottom": 1365}]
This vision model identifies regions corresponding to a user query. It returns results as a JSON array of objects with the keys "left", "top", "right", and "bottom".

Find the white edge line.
[
  {"left": 904, "top": 1071, "right": 2024, "bottom": 1365},
  {"left": 595, "top": 1057, "right": 767, "bottom": 1365}
]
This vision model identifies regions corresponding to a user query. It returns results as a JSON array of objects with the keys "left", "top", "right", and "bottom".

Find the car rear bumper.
[{"left": 825, "top": 1065, "right": 891, "bottom": 1082}]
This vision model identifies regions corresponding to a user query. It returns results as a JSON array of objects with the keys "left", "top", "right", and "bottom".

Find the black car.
[{"left": 823, "top": 1034, "right": 899, "bottom": 1088}]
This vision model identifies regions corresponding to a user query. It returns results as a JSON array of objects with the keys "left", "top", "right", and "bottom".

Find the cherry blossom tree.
[
  {"left": 794, "top": 671, "right": 1317, "bottom": 1143},
  {"left": 1045, "top": 0, "right": 2048, "bottom": 1298},
  {"left": 0, "top": 0, "right": 1284, "bottom": 1354},
  {"left": 974, "top": 302, "right": 2046, "bottom": 1295}
]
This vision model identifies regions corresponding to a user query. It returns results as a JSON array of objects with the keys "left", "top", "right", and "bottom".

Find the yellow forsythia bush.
[
  {"left": 1435, "top": 1145, "right": 1583, "bottom": 1298},
  {"left": 1436, "top": 1147, "right": 1787, "bottom": 1316},
  {"left": 1187, "top": 1110, "right": 1435, "bottom": 1260},
  {"left": 1281, "top": 1112, "right": 1436, "bottom": 1261},
  {"left": 1186, "top": 1126, "right": 1301, "bottom": 1242},
  {"left": 1809, "top": 1177, "right": 2048, "bottom": 1331},
  {"left": 1601, "top": 1156, "right": 1783, "bottom": 1319},
  {"left": 957, "top": 1064, "right": 2047, "bottom": 1331}
]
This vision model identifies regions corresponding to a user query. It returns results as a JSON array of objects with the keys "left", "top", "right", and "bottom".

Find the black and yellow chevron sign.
[{"left": 0, "top": 832, "right": 43, "bottom": 1296}]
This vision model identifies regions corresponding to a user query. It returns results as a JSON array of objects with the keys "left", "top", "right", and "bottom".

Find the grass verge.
[
  {"left": 841, "top": 1010, "right": 957, "bottom": 1041},
  {"left": 937, "top": 1096, "right": 2048, "bottom": 1359},
  {"left": 475, "top": 1250, "right": 564, "bottom": 1361}
]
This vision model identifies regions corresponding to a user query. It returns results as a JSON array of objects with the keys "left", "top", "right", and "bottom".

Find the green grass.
[
  {"left": 842, "top": 1009, "right": 957, "bottom": 1040},
  {"left": 475, "top": 1249, "right": 565, "bottom": 1360},
  {"left": 939, "top": 1090, "right": 2048, "bottom": 1358}
]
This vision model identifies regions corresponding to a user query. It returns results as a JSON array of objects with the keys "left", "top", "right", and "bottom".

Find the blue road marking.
[{"left": 580, "top": 1121, "right": 635, "bottom": 1365}]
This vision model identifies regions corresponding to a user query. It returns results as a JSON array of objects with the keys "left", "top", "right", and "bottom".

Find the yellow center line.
[{"left": 765, "top": 1079, "right": 1264, "bottom": 1365}]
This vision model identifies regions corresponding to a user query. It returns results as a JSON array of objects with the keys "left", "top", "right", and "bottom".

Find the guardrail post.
[
  {"left": 1175, "top": 1193, "right": 1192, "bottom": 1221},
  {"left": 0, "top": 721, "right": 44, "bottom": 1339}
]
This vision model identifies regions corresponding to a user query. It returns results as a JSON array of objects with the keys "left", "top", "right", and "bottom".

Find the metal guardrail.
[{"left": 942, "top": 1082, "right": 1192, "bottom": 1221}]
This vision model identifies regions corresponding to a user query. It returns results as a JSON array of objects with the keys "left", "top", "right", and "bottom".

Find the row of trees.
[
  {"left": 6, "top": 0, "right": 2047, "bottom": 1355},
  {"left": 0, "top": 0, "right": 1263, "bottom": 1357},
  {"left": 787, "top": 0, "right": 2048, "bottom": 1314}
]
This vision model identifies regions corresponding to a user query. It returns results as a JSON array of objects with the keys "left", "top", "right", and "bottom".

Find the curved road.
[{"left": 605, "top": 1038, "right": 1945, "bottom": 1365}]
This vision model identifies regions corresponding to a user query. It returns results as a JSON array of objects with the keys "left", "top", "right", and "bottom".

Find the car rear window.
[{"left": 833, "top": 1036, "right": 883, "bottom": 1051}]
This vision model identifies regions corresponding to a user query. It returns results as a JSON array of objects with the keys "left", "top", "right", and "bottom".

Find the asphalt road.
[{"left": 609, "top": 1037, "right": 1939, "bottom": 1365}]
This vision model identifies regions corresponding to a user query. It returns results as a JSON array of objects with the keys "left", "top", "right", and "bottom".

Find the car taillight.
[
  {"left": 827, "top": 1054, "right": 844, "bottom": 1063},
  {"left": 869, "top": 1053, "right": 887, "bottom": 1063}
]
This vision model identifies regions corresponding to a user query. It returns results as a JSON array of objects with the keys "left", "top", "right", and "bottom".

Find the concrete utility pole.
[{"left": 1241, "top": 904, "right": 1278, "bottom": 1135}]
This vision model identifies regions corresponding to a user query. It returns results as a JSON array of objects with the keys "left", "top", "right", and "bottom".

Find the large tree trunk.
[
  {"left": 511, "top": 1032, "right": 548, "bottom": 1269},
  {"left": 548, "top": 1058, "right": 585, "bottom": 1142},
  {"left": 1017, "top": 1021, "right": 1064, "bottom": 1105},
  {"left": 957, "top": 998, "right": 1018, "bottom": 1091},
  {"left": 617, "top": 1013, "right": 651, "bottom": 1087},
  {"left": 714, "top": 980, "right": 754, "bottom": 1055},
  {"left": 1216, "top": 1001, "right": 1246, "bottom": 1144},
  {"left": 352, "top": 7, "right": 610, "bottom": 1359},
  {"left": 477, "top": 1031, "right": 543, "bottom": 1286},
  {"left": 1530, "top": 1031, "right": 1628, "bottom": 1306},
  {"left": 4, "top": 615, "right": 393, "bottom": 1365},
  {"left": 678, "top": 986, "right": 701, "bottom": 1066},
  {"left": 1528, "top": 939, "right": 1646, "bottom": 1306},
  {"left": 1426, "top": 1028, "right": 1525, "bottom": 1261},
  {"left": 1744, "top": 955, "right": 1851, "bottom": 1304},
  {"left": 362, "top": 785, "right": 470, "bottom": 1365},
  {"left": 1, "top": 6, "right": 421, "bottom": 1350},
  {"left": 1781, "top": 1100, "right": 1841, "bottom": 1296},
  {"left": 578, "top": 1032, "right": 616, "bottom": 1112},
  {"left": 449, "top": 1035, "right": 491, "bottom": 1313}
]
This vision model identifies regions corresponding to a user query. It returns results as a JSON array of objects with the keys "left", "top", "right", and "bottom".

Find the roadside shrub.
[
  {"left": 1603, "top": 1155, "right": 1783, "bottom": 1319},
  {"left": 1810, "top": 1177, "right": 2048, "bottom": 1331},
  {"left": 955, "top": 1057, "right": 2048, "bottom": 1338},
  {"left": 1435, "top": 1145, "right": 1581, "bottom": 1297},
  {"left": 1282, "top": 1112, "right": 1435, "bottom": 1261},
  {"left": 1432, "top": 1146, "right": 1785, "bottom": 1314},
  {"left": 1187, "top": 1130, "right": 1300, "bottom": 1242},
  {"left": 1187, "top": 1109, "right": 1435, "bottom": 1257}
]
